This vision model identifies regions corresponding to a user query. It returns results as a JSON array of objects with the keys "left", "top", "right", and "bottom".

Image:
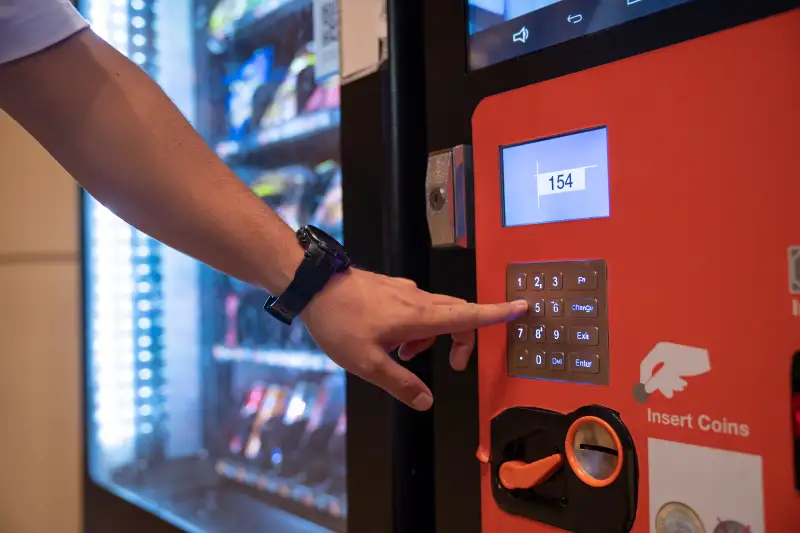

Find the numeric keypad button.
[
  {"left": 530, "top": 298, "right": 545, "bottom": 317},
  {"left": 550, "top": 326, "right": 564, "bottom": 344},
  {"left": 533, "top": 351, "right": 547, "bottom": 369},
  {"left": 549, "top": 273, "right": 563, "bottom": 291},
  {"left": 514, "top": 273, "right": 527, "bottom": 291},
  {"left": 513, "top": 349, "right": 530, "bottom": 367},
  {"left": 514, "top": 324, "right": 528, "bottom": 342},
  {"left": 531, "top": 273, "right": 545, "bottom": 291},
  {"left": 532, "top": 325, "right": 546, "bottom": 343},
  {"left": 548, "top": 299, "right": 564, "bottom": 317}
]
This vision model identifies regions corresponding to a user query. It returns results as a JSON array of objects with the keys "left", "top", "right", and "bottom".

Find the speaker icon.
[{"left": 512, "top": 26, "right": 529, "bottom": 44}]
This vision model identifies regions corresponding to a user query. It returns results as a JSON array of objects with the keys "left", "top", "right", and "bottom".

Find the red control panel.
[{"left": 473, "top": 10, "right": 800, "bottom": 533}]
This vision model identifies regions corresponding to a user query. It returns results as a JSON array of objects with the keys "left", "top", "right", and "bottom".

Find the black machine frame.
[{"left": 422, "top": 1, "right": 800, "bottom": 532}]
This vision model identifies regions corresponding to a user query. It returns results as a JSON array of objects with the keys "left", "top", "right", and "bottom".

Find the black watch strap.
[{"left": 263, "top": 244, "right": 338, "bottom": 325}]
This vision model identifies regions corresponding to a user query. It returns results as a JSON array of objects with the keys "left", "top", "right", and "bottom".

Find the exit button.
[{"left": 569, "top": 353, "right": 600, "bottom": 374}]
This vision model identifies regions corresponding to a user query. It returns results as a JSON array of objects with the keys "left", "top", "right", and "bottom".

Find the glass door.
[{"left": 80, "top": 1, "right": 345, "bottom": 531}]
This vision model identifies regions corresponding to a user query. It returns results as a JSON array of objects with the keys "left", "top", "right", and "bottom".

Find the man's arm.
[
  {"left": 0, "top": 29, "right": 303, "bottom": 296},
  {"left": 0, "top": 28, "right": 527, "bottom": 411}
]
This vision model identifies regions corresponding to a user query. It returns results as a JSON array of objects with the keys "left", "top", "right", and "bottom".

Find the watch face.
[{"left": 300, "top": 225, "right": 349, "bottom": 262}]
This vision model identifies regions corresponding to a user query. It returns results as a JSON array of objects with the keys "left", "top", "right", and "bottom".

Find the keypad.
[{"left": 507, "top": 260, "right": 609, "bottom": 385}]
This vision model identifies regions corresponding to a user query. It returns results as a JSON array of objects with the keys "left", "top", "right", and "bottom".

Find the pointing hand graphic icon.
[{"left": 633, "top": 342, "right": 711, "bottom": 403}]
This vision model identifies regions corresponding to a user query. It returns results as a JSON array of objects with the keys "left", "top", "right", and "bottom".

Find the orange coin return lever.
[
  {"left": 498, "top": 454, "right": 562, "bottom": 491},
  {"left": 485, "top": 405, "right": 638, "bottom": 533}
]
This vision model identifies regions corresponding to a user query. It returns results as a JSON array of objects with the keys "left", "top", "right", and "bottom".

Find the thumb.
[{"left": 352, "top": 348, "right": 434, "bottom": 411}]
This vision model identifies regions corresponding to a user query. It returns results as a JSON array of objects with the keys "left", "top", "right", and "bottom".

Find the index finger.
[{"left": 419, "top": 299, "right": 528, "bottom": 336}]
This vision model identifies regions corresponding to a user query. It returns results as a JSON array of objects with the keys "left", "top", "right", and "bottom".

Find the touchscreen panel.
[
  {"left": 501, "top": 127, "right": 609, "bottom": 227},
  {"left": 467, "top": 0, "right": 697, "bottom": 70}
]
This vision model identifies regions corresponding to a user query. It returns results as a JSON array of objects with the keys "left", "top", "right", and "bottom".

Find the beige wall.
[{"left": 0, "top": 110, "right": 82, "bottom": 533}]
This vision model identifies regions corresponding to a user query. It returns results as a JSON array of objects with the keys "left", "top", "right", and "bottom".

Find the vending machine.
[
  {"left": 78, "top": 1, "right": 424, "bottom": 533},
  {"left": 422, "top": 2, "right": 800, "bottom": 533}
]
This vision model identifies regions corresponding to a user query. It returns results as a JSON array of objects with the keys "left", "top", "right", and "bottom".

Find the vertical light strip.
[
  {"left": 89, "top": 203, "right": 137, "bottom": 458},
  {"left": 83, "top": 0, "right": 136, "bottom": 467}
]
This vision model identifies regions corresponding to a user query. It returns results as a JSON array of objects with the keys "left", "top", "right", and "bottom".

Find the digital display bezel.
[
  {"left": 423, "top": 0, "right": 798, "bottom": 144},
  {"left": 499, "top": 126, "right": 610, "bottom": 228},
  {"left": 466, "top": 0, "right": 698, "bottom": 71}
]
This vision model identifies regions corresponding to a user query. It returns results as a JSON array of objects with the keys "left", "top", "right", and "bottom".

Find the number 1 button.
[{"left": 515, "top": 273, "right": 526, "bottom": 291}]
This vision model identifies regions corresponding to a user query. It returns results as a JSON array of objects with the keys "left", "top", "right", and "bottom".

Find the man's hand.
[
  {"left": 0, "top": 29, "right": 527, "bottom": 411},
  {"left": 302, "top": 269, "right": 529, "bottom": 411}
]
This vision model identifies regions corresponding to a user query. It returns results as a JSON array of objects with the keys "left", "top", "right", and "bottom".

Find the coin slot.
[
  {"left": 579, "top": 443, "right": 619, "bottom": 456},
  {"left": 565, "top": 416, "right": 623, "bottom": 487}
]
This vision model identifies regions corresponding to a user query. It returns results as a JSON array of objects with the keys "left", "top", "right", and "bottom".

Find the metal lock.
[{"left": 425, "top": 145, "right": 472, "bottom": 249}]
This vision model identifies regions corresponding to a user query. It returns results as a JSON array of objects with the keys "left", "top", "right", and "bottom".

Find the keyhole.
[{"left": 429, "top": 188, "right": 447, "bottom": 211}]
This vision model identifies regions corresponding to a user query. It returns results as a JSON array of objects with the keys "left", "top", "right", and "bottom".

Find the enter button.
[
  {"left": 569, "top": 353, "right": 600, "bottom": 374},
  {"left": 570, "top": 326, "right": 599, "bottom": 346}
]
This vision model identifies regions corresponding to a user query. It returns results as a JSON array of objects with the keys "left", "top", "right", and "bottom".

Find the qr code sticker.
[{"left": 320, "top": 0, "right": 338, "bottom": 47}]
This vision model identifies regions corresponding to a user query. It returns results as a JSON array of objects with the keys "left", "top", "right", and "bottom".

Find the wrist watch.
[{"left": 263, "top": 225, "right": 351, "bottom": 325}]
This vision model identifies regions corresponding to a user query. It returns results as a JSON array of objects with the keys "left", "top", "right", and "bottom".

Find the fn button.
[{"left": 566, "top": 271, "right": 597, "bottom": 290}]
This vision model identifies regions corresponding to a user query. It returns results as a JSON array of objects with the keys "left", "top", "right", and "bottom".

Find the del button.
[
  {"left": 569, "top": 353, "right": 600, "bottom": 374},
  {"left": 549, "top": 353, "right": 565, "bottom": 371}
]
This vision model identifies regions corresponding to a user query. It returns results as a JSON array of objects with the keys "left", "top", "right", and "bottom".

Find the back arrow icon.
[{"left": 567, "top": 14, "right": 583, "bottom": 23}]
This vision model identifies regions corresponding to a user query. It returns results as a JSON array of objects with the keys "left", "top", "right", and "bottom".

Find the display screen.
[
  {"left": 467, "top": 0, "right": 697, "bottom": 70},
  {"left": 502, "top": 127, "right": 610, "bottom": 227}
]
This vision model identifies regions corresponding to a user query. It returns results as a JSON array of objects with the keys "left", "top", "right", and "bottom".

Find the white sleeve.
[{"left": 0, "top": 0, "right": 90, "bottom": 65}]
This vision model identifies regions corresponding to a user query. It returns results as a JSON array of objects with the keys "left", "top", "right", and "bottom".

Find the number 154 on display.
[{"left": 536, "top": 165, "right": 596, "bottom": 208}]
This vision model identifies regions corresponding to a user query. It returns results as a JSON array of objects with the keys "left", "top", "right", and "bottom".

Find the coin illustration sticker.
[
  {"left": 713, "top": 520, "right": 752, "bottom": 533},
  {"left": 648, "top": 439, "right": 764, "bottom": 533},
  {"left": 655, "top": 501, "right": 705, "bottom": 533}
]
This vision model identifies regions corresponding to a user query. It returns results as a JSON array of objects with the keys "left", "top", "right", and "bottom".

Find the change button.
[{"left": 567, "top": 298, "right": 599, "bottom": 318}]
